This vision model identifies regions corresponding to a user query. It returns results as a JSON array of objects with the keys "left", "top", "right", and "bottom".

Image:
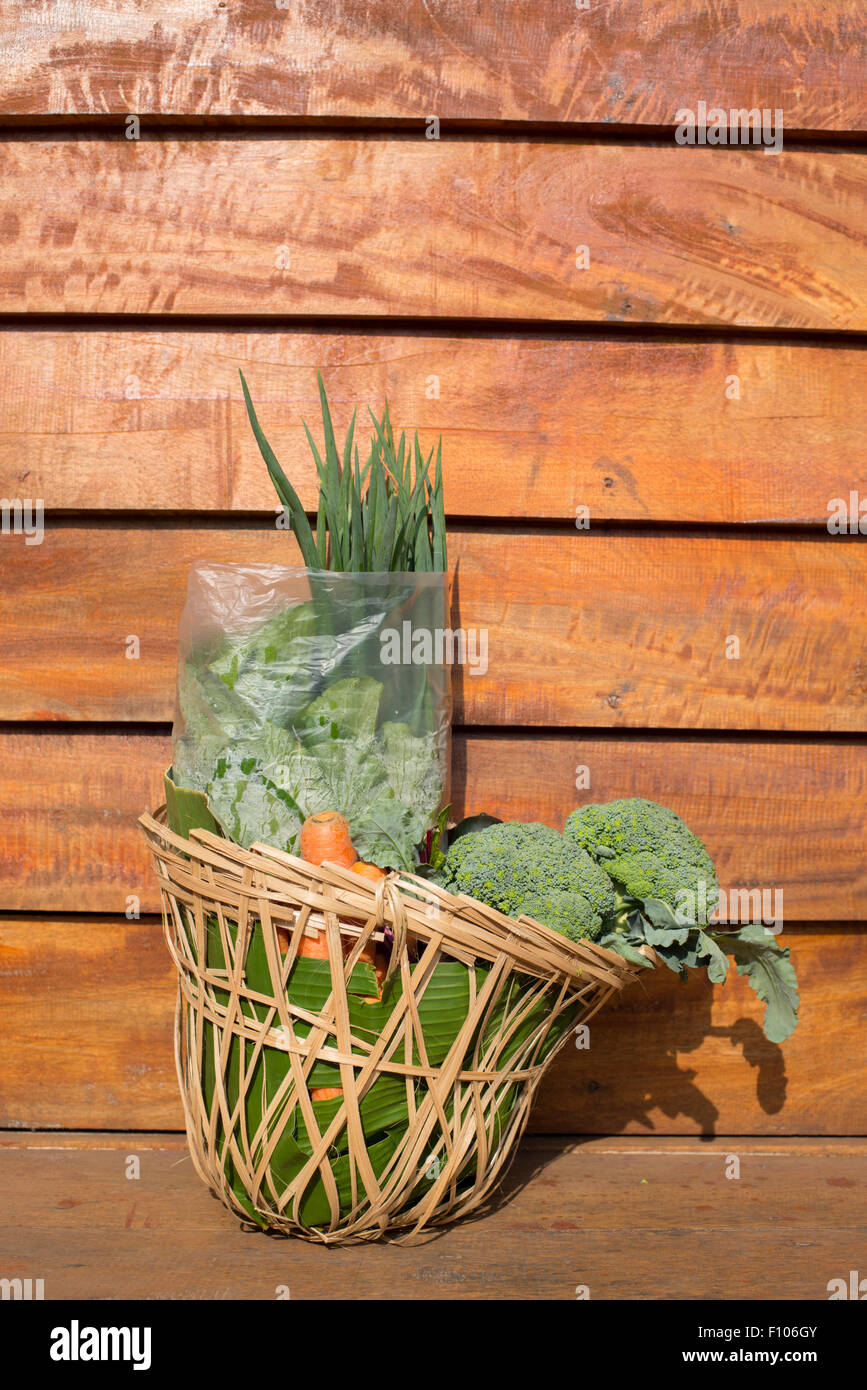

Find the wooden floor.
[{"left": 1, "top": 1133, "right": 863, "bottom": 1300}]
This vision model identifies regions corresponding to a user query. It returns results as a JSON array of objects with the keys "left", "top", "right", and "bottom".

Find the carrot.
[
  {"left": 373, "top": 950, "right": 389, "bottom": 989},
  {"left": 344, "top": 861, "right": 388, "bottom": 1000},
  {"left": 296, "top": 813, "right": 358, "bottom": 1102},
  {"left": 300, "top": 811, "right": 357, "bottom": 869},
  {"left": 277, "top": 923, "right": 330, "bottom": 959},
  {"left": 296, "top": 811, "right": 357, "bottom": 961},
  {"left": 350, "top": 860, "right": 386, "bottom": 885},
  {"left": 275, "top": 922, "right": 339, "bottom": 1100},
  {"left": 349, "top": 862, "right": 386, "bottom": 960}
]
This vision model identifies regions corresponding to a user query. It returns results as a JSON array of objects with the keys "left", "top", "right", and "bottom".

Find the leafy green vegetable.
[
  {"left": 696, "top": 930, "right": 730, "bottom": 985},
  {"left": 208, "top": 599, "right": 333, "bottom": 728},
  {"left": 598, "top": 908, "right": 798, "bottom": 1040},
  {"left": 596, "top": 926, "right": 655, "bottom": 970},
  {"left": 715, "top": 925, "right": 800, "bottom": 1044},
  {"left": 239, "top": 373, "right": 318, "bottom": 568},
  {"left": 176, "top": 671, "right": 444, "bottom": 871},
  {"left": 173, "top": 370, "right": 452, "bottom": 871},
  {"left": 419, "top": 803, "right": 451, "bottom": 874}
]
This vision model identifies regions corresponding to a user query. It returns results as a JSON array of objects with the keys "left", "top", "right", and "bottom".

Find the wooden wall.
[{"left": 0, "top": 2, "right": 864, "bottom": 1137}]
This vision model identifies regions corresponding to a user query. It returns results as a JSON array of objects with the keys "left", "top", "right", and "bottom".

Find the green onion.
[{"left": 240, "top": 370, "right": 448, "bottom": 574}]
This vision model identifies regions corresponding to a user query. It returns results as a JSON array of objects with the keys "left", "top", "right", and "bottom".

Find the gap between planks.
[{"left": 3, "top": 1132, "right": 865, "bottom": 1155}]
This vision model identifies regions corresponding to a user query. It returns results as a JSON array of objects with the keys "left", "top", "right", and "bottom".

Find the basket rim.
[{"left": 139, "top": 805, "right": 647, "bottom": 991}]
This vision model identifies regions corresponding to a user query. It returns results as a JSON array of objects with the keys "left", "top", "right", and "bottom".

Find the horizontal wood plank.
[
  {"left": 537, "top": 926, "right": 865, "bottom": 1135},
  {"left": 2, "top": 330, "right": 865, "bottom": 524},
  {"left": 1, "top": 2, "right": 864, "bottom": 134},
  {"left": 0, "top": 731, "right": 863, "bottom": 918},
  {"left": 0, "top": 916, "right": 177, "bottom": 1131},
  {"left": 2, "top": 140, "right": 865, "bottom": 329},
  {"left": 3, "top": 526, "right": 866, "bottom": 731},
  {"left": 0, "top": 919, "right": 856, "bottom": 1135},
  {"left": 0, "top": 1136, "right": 864, "bottom": 1299},
  {"left": 460, "top": 734, "right": 867, "bottom": 921}
]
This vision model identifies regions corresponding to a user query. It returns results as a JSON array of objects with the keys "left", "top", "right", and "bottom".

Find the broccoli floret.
[
  {"left": 439, "top": 820, "right": 616, "bottom": 941},
  {"left": 520, "top": 890, "right": 604, "bottom": 943},
  {"left": 564, "top": 797, "right": 718, "bottom": 924}
]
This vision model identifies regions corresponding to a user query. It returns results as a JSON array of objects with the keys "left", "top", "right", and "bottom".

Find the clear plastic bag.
[{"left": 172, "top": 564, "right": 451, "bottom": 870}]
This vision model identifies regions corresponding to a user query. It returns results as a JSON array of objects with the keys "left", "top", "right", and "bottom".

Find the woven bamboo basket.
[{"left": 140, "top": 807, "right": 645, "bottom": 1245}]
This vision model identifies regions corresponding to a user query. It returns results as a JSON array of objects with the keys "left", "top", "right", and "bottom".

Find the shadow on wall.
[
  {"left": 444, "top": 558, "right": 791, "bottom": 1136},
  {"left": 534, "top": 964, "right": 789, "bottom": 1137}
]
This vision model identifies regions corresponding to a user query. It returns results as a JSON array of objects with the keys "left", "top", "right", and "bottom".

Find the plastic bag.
[{"left": 171, "top": 564, "right": 451, "bottom": 871}]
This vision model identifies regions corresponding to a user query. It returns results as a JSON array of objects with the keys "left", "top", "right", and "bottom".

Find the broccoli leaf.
[
  {"left": 711, "top": 925, "right": 800, "bottom": 1044},
  {"left": 642, "top": 898, "right": 692, "bottom": 945},
  {"left": 645, "top": 939, "right": 691, "bottom": 977},
  {"left": 448, "top": 813, "right": 502, "bottom": 846},
  {"left": 596, "top": 930, "right": 654, "bottom": 969},
  {"left": 696, "top": 929, "right": 730, "bottom": 986},
  {"left": 653, "top": 930, "right": 727, "bottom": 979}
]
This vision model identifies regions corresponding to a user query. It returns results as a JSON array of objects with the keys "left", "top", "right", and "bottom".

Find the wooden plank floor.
[{"left": 1, "top": 1134, "right": 863, "bottom": 1301}]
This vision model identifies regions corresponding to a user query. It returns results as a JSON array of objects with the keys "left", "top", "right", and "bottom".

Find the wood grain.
[
  {"left": 0, "top": 730, "right": 863, "bottom": 918},
  {"left": 3, "top": 526, "right": 866, "bottom": 731},
  {"left": 459, "top": 734, "right": 867, "bottom": 922},
  {"left": 0, "top": 918, "right": 857, "bottom": 1135},
  {"left": 0, "top": 1136, "right": 864, "bottom": 1299},
  {"left": 0, "top": 916, "right": 177, "bottom": 1131},
  {"left": 0, "top": 731, "right": 167, "bottom": 914},
  {"left": 2, "top": 140, "right": 865, "bottom": 329},
  {"left": 1, "top": 2, "right": 863, "bottom": 133},
  {"left": 538, "top": 926, "right": 867, "bottom": 1136},
  {"left": 2, "top": 329, "right": 865, "bottom": 524}
]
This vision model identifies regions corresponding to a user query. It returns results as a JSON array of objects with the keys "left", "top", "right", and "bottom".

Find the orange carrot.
[
  {"left": 349, "top": 862, "right": 386, "bottom": 961},
  {"left": 277, "top": 924, "right": 330, "bottom": 960},
  {"left": 350, "top": 860, "right": 386, "bottom": 884},
  {"left": 346, "top": 861, "right": 388, "bottom": 1000},
  {"left": 300, "top": 811, "right": 357, "bottom": 869},
  {"left": 297, "top": 811, "right": 357, "bottom": 960},
  {"left": 297, "top": 813, "right": 358, "bottom": 1102},
  {"left": 373, "top": 950, "right": 389, "bottom": 989}
]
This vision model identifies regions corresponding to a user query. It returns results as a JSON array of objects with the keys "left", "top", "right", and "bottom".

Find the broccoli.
[
  {"left": 519, "top": 889, "right": 603, "bottom": 943},
  {"left": 564, "top": 797, "right": 718, "bottom": 925},
  {"left": 438, "top": 820, "right": 617, "bottom": 941}
]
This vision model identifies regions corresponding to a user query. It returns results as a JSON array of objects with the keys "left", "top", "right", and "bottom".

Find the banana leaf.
[
  {"left": 164, "top": 768, "right": 224, "bottom": 839},
  {"left": 296, "top": 1129, "right": 405, "bottom": 1228},
  {"left": 344, "top": 962, "right": 490, "bottom": 1067},
  {"left": 182, "top": 911, "right": 562, "bottom": 1228},
  {"left": 479, "top": 972, "right": 582, "bottom": 1069},
  {"left": 293, "top": 1075, "right": 410, "bottom": 1155}
]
